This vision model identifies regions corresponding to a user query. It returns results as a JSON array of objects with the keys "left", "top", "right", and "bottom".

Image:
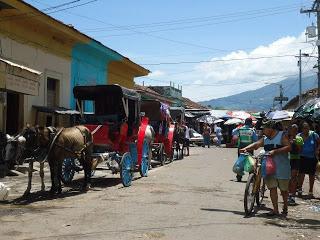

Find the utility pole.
[
  {"left": 296, "top": 50, "right": 310, "bottom": 106},
  {"left": 299, "top": 49, "right": 302, "bottom": 106},
  {"left": 273, "top": 84, "right": 288, "bottom": 110},
  {"left": 301, "top": 0, "right": 320, "bottom": 97}
]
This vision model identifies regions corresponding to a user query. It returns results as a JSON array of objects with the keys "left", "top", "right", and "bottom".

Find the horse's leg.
[
  {"left": 54, "top": 159, "right": 62, "bottom": 194},
  {"left": 39, "top": 161, "right": 45, "bottom": 192},
  {"left": 24, "top": 160, "right": 33, "bottom": 196},
  {"left": 49, "top": 160, "right": 56, "bottom": 193},
  {"left": 82, "top": 153, "right": 92, "bottom": 191}
]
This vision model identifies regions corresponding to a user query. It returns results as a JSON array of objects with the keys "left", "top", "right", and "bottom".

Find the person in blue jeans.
[{"left": 297, "top": 122, "right": 320, "bottom": 198}]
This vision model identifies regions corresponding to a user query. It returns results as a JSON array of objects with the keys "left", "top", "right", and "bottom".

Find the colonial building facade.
[{"left": 0, "top": 0, "right": 148, "bottom": 134}]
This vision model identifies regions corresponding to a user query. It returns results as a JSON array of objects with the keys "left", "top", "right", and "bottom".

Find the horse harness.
[{"left": 46, "top": 126, "right": 92, "bottom": 160}]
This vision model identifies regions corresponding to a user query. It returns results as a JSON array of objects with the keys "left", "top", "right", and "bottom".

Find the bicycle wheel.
[
  {"left": 256, "top": 179, "right": 266, "bottom": 206},
  {"left": 244, "top": 173, "right": 256, "bottom": 216}
]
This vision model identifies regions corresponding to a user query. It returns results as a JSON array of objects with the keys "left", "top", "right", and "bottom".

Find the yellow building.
[{"left": 0, "top": 0, "right": 149, "bottom": 134}]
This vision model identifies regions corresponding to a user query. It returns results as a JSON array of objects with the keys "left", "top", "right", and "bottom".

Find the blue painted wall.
[{"left": 70, "top": 40, "right": 123, "bottom": 110}]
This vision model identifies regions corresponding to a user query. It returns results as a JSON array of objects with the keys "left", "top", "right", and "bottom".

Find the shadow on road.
[
  {"left": 201, "top": 207, "right": 320, "bottom": 230},
  {"left": 201, "top": 207, "right": 245, "bottom": 216},
  {"left": 10, "top": 189, "right": 85, "bottom": 205},
  {"left": 4, "top": 176, "right": 125, "bottom": 205},
  {"left": 67, "top": 176, "right": 122, "bottom": 190}
]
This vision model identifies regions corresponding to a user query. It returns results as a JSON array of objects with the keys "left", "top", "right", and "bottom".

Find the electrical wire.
[
  {"left": 140, "top": 54, "right": 303, "bottom": 66},
  {"left": 0, "top": 0, "right": 98, "bottom": 22},
  {"left": 82, "top": 3, "right": 306, "bottom": 33},
  {"left": 95, "top": 9, "right": 299, "bottom": 38},
  {"left": 25, "top": 1, "right": 311, "bottom": 53}
]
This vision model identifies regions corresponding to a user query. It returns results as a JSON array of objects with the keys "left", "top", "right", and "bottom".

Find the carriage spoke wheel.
[
  {"left": 61, "top": 158, "right": 76, "bottom": 184},
  {"left": 140, "top": 140, "right": 149, "bottom": 177},
  {"left": 120, "top": 152, "right": 133, "bottom": 187},
  {"left": 244, "top": 173, "right": 257, "bottom": 216}
]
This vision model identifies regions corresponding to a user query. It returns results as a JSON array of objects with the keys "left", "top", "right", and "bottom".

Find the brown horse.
[{"left": 37, "top": 125, "right": 93, "bottom": 194}]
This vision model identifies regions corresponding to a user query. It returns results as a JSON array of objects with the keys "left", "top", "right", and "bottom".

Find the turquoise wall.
[{"left": 70, "top": 40, "right": 123, "bottom": 110}]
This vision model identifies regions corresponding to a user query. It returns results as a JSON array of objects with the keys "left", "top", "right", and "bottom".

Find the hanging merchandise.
[
  {"left": 244, "top": 155, "right": 255, "bottom": 173},
  {"left": 261, "top": 155, "right": 276, "bottom": 178},
  {"left": 232, "top": 154, "right": 246, "bottom": 175},
  {"left": 266, "top": 155, "right": 276, "bottom": 176}
]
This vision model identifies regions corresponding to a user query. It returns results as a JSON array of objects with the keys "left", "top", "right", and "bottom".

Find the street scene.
[
  {"left": 0, "top": 147, "right": 319, "bottom": 240},
  {"left": 0, "top": 1, "right": 320, "bottom": 240}
]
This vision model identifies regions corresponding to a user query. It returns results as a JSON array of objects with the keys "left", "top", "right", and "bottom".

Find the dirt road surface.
[{"left": 1, "top": 147, "right": 319, "bottom": 240}]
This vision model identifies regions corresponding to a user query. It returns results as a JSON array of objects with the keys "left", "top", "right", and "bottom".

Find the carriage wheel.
[
  {"left": 158, "top": 144, "right": 166, "bottom": 166},
  {"left": 120, "top": 152, "right": 133, "bottom": 187},
  {"left": 140, "top": 140, "right": 149, "bottom": 177},
  {"left": 61, "top": 158, "right": 76, "bottom": 184}
]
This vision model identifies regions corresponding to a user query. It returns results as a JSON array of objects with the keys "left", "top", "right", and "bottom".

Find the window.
[{"left": 47, "top": 77, "right": 59, "bottom": 107}]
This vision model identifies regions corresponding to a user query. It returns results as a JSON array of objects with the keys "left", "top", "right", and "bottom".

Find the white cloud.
[{"left": 183, "top": 32, "right": 317, "bottom": 101}]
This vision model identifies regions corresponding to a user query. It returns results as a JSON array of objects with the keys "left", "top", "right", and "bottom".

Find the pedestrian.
[
  {"left": 215, "top": 124, "right": 222, "bottom": 147},
  {"left": 183, "top": 121, "right": 190, "bottom": 156},
  {"left": 202, "top": 123, "right": 211, "bottom": 148},
  {"left": 240, "top": 120, "right": 291, "bottom": 216},
  {"left": 297, "top": 122, "right": 320, "bottom": 199},
  {"left": 288, "top": 124, "right": 304, "bottom": 205},
  {"left": 232, "top": 118, "right": 258, "bottom": 182}
]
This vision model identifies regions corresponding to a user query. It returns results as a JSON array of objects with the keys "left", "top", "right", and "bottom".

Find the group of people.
[
  {"left": 239, "top": 119, "right": 319, "bottom": 216},
  {"left": 201, "top": 123, "right": 223, "bottom": 148}
]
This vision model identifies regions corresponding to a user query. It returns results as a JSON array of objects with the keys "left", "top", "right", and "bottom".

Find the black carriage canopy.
[
  {"left": 73, "top": 84, "right": 140, "bottom": 101},
  {"left": 170, "top": 106, "right": 185, "bottom": 122},
  {"left": 140, "top": 100, "right": 170, "bottom": 121},
  {"left": 73, "top": 84, "right": 140, "bottom": 124}
]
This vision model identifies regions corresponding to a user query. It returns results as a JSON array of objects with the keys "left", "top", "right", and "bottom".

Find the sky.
[{"left": 25, "top": 0, "right": 318, "bottom": 102}]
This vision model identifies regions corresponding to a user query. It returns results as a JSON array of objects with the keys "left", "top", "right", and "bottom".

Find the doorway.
[{"left": 6, "top": 92, "right": 20, "bottom": 135}]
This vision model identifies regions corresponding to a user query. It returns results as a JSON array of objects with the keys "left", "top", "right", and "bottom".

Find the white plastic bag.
[{"left": 0, "top": 182, "right": 10, "bottom": 201}]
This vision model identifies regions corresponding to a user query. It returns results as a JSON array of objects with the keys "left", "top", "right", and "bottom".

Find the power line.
[
  {"left": 0, "top": 0, "right": 98, "bottom": 22},
  {"left": 94, "top": 9, "right": 299, "bottom": 38},
  {"left": 140, "top": 54, "right": 305, "bottom": 66},
  {"left": 25, "top": 1, "right": 311, "bottom": 53},
  {"left": 82, "top": 3, "right": 306, "bottom": 33}
]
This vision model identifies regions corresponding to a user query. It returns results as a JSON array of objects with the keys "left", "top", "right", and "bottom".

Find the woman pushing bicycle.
[{"left": 240, "top": 120, "right": 291, "bottom": 216}]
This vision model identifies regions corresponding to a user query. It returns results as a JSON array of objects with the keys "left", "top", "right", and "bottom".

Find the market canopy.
[
  {"left": 0, "top": 58, "right": 41, "bottom": 96},
  {"left": 226, "top": 111, "right": 254, "bottom": 120},
  {"left": 293, "top": 98, "right": 320, "bottom": 121},
  {"left": 266, "top": 110, "right": 292, "bottom": 120},
  {"left": 197, "top": 115, "right": 217, "bottom": 124},
  {"left": 224, "top": 118, "right": 244, "bottom": 125}
]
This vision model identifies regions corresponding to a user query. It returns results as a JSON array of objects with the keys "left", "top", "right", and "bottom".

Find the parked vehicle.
[
  {"left": 141, "top": 100, "right": 174, "bottom": 165},
  {"left": 61, "top": 85, "right": 150, "bottom": 187},
  {"left": 189, "top": 128, "right": 204, "bottom": 146}
]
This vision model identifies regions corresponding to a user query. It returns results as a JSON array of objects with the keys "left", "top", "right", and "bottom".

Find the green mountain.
[{"left": 199, "top": 75, "right": 317, "bottom": 111}]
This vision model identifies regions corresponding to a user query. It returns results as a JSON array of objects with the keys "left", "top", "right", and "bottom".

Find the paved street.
[{"left": 1, "top": 146, "right": 320, "bottom": 240}]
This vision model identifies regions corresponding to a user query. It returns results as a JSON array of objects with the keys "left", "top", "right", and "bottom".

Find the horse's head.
[
  {"left": 22, "top": 126, "right": 38, "bottom": 151},
  {"left": 36, "top": 126, "right": 56, "bottom": 148},
  {"left": 4, "top": 134, "right": 26, "bottom": 167}
]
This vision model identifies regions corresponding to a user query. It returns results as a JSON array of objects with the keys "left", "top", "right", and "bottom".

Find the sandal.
[
  {"left": 281, "top": 208, "right": 288, "bottom": 215},
  {"left": 307, "top": 192, "right": 314, "bottom": 199},
  {"left": 266, "top": 211, "right": 279, "bottom": 217}
]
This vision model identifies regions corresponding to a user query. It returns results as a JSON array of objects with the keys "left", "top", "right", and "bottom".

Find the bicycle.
[{"left": 243, "top": 152, "right": 267, "bottom": 216}]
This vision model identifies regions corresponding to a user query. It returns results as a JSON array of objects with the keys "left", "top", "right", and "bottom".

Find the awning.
[
  {"left": 33, "top": 106, "right": 80, "bottom": 115},
  {"left": 185, "top": 112, "right": 195, "bottom": 118},
  {"left": 0, "top": 58, "right": 41, "bottom": 96}
]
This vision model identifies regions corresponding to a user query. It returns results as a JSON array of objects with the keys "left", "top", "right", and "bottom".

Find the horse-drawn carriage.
[
  {"left": 61, "top": 85, "right": 150, "bottom": 187},
  {"left": 140, "top": 100, "right": 174, "bottom": 165}
]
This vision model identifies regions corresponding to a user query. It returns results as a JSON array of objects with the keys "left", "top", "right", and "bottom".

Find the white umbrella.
[
  {"left": 214, "top": 119, "right": 224, "bottom": 124},
  {"left": 197, "top": 115, "right": 217, "bottom": 124},
  {"left": 227, "top": 111, "right": 253, "bottom": 120},
  {"left": 266, "top": 110, "right": 290, "bottom": 120},
  {"left": 224, "top": 118, "right": 244, "bottom": 125}
]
